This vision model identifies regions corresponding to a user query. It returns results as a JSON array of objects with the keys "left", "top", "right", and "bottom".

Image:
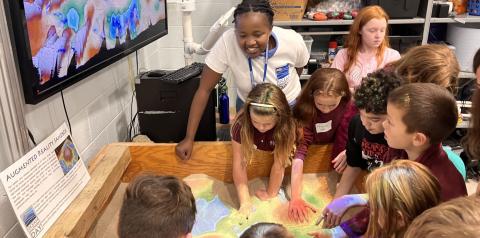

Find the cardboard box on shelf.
[{"left": 270, "top": 0, "right": 308, "bottom": 21}]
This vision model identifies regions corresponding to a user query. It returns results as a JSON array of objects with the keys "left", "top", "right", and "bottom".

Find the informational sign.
[{"left": 1, "top": 123, "right": 90, "bottom": 238}]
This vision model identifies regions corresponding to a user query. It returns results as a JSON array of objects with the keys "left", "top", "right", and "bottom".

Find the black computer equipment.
[{"left": 135, "top": 63, "right": 216, "bottom": 142}]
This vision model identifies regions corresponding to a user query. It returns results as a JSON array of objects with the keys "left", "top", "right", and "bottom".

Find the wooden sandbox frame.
[{"left": 44, "top": 142, "right": 363, "bottom": 237}]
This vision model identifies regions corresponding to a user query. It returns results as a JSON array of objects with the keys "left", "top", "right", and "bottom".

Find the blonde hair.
[
  {"left": 344, "top": 6, "right": 391, "bottom": 73},
  {"left": 234, "top": 83, "right": 296, "bottom": 167},
  {"left": 365, "top": 160, "right": 441, "bottom": 238},
  {"left": 388, "top": 44, "right": 460, "bottom": 90},
  {"left": 404, "top": 196, "right": 480, "bottom": 238}
]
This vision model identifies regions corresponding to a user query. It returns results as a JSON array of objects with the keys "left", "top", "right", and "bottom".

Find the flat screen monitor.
[{"left": 4, "top": 0, "right": 168, "bottom": 104}]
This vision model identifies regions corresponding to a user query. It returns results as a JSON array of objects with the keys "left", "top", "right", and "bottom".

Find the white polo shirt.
[{"left": 205, "top": 26, "right": 309, "bottom": 103}]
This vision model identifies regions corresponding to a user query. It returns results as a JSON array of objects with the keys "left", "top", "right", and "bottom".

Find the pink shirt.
[{"left": 331, "top": 48, "right": 401, "bottom": 89}]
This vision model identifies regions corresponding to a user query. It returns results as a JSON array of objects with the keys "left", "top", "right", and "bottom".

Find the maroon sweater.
[
  {"left": 340, "top": 144, "right": 467, "bottom": 237},
  {"left": 231, "top": 120, "right": 275, "bottom": 151},
  {"left": 295, "top": 100, "right": 357, "bottom": 160},
  {"left": 386, "top": 144, "right": 467, "bottom": 201}
]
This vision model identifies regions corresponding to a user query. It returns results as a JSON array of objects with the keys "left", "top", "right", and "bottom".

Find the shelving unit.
[
  {"left": 430, "top": 14, "right": 480, "bottom": 23},
  {"left": 274, "top": 17, "right": 426, "bottom": 26},
  {"left": 274, "top": 0, "right": 480, "bottom": 79},
  {"left": 274, "top": 0, "right": 480, "bottom": 47},
  {"left": 459, "top": 71, "right": 476, "bottom": 79},
  {"left": 301, "top": 71, "right": 476, "bottom": 81}
]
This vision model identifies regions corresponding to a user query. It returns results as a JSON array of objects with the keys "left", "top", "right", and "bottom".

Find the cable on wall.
[
  {"left": 60, "top": 90, "right": 72, "bottom": 136},
  {"left": 27, "top": 128, "right": 36, "bottom": 146},
  {"left": 135, "top": 50, "right": 139, "bottom": 75},
  {"left": 126, "top": 50, "right": 140, "bottom": 141}
]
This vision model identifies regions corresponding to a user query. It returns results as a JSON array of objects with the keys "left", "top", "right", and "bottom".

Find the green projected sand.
[{"left": 185, "top": 173, "right": 336, "bottom": 238}]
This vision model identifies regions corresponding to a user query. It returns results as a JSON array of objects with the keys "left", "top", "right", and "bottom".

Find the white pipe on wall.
[
  {"left": 180, "top": 0, "right": 196, "bottom": 65},
  {"left": 180, "top": 0, "right": 234, "bottom": 64},
  {"left": 182, "top": 11, "right": 195, "bottom": 65}
]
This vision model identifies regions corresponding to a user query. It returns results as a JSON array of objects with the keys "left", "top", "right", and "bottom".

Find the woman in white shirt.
[{"left": 176, "top": 0, "right": 309, "bottom": 160}]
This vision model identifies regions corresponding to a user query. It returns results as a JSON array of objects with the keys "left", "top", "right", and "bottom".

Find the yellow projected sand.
[
  {"left": 185, "top": 173, "right": 338, "bottom": 238},
  {"left": 89, "top": 173, "right": 341, "bottom": 238}
]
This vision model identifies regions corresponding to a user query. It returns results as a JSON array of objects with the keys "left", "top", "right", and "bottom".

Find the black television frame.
[{"left": 3, "top": 0, "right": 168, "bottom": 104}]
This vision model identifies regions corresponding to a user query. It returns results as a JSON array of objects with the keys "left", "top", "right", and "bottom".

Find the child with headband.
[{"left": 231, "top": 83, "right": 298, "bottom": 220}]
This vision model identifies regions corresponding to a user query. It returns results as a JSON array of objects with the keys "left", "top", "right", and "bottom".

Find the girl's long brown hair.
[
  {"left": 234, "top": 83, "right": 297, "bottom": 167},
  {"left": 344, "top": 6, "right": 390, "bottom": 74},
  {"left": 463, "top": 49, "right": 480, "bottom": 160},
  {"left": 365, "top": 160, "right": 441, "bottom": 238},
  {"left": 293, "top": 68, "right": 351, "bottom": 125}
]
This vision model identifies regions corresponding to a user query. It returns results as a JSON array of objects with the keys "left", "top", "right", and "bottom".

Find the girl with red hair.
[{"left": 331, "top": 6, "right": 400, "bottom": 91}]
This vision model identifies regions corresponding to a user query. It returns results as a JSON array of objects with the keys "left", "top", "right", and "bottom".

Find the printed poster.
[{"left": 0, "top": 123, "right": 90, "bottom": 238}]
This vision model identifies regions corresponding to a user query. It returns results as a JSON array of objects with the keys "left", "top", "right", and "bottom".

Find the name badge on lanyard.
[{"left": 248, "top": 40, "right": 269, "bottom": 89}]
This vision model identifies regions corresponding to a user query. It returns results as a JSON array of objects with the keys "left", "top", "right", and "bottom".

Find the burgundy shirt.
[
  {"left": 387, "top": 144, "right": 467, "bottom": 201},
  {"left": 231, "top": 120, "right": 275, "bottom": 151},
  {"left": 340, "top": 144, "right": 467, "bottom": 238},
  {"left": 295, "top": 100, "right": 357, "bottom": 160}
]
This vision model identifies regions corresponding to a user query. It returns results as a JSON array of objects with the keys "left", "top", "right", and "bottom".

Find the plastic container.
[
  {"left": 328, "top": 40, "right": 337, "bottom": 64},
  {"left": 303, "top": 35, "right": 314, "bottom": 55}
]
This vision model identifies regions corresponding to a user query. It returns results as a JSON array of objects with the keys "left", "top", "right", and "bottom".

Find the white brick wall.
[{"left": 0, "top": 1, "right": 239, "bottom": 237}]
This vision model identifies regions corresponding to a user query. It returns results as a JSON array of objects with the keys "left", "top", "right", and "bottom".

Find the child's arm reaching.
[
  {"left": 289, "top": 158, "right": 317, "bottom": 223},
  {"left": 334, "top": 165, "right": 362, "bottom": 199},
  {"left": 256, "top": 155, "right": 286, "bottom": 201},
  {"left": 288, "top": 125, "right": 317, "bottom": 222},
  {"left": 322, "top": 194, "right": 369, "bottom": 228},
  {"left": 232, "top": 140, "right": 252, "bottom": 216},
  {"left": 334, "top": 117, "right": 364, "bottom": 198}
]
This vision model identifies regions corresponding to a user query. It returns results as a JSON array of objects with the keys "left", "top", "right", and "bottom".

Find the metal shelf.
[
  {"left": 298, "top": 31, "right": 350, "bottom": 36},
  {"left": 300, "top": 74, "right": 310, "bottom": 80},
  {"left": 274, "top": 17, "right": 425, "bottom": 26},
  {"left": 430, "top": 14, "right": 480, "bottom": 23},
  {"left": 459, "top": 71, "right": 476, "bottom": 78}
]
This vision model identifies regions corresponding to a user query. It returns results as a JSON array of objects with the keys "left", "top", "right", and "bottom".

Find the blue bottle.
[{"left": 219, "top": 92, "right": 229, "bottom": 124}]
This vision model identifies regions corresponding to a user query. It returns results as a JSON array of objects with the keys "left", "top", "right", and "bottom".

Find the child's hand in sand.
[
  {"left": 331, "top": 150, "right": 347, "bottom": 173},
  {"left": 308, "top": 229, "right": 332, "bottom": 238},
  {"left": 255, "top": 188, "right": 276, "bottom": 201},
  {"left": 235, "top": 203, "right": 254, "bottom": 225},
  {"left": 308, "top": 227, "right": 347, "bottom": 238},
  {"left": 288, "top": 198, "right": 317, "bottom": 223}
]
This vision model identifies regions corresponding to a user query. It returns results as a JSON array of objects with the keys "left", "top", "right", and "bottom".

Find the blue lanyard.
[{"left": 248, "top": 40, "right": 269, "bottom": 89}]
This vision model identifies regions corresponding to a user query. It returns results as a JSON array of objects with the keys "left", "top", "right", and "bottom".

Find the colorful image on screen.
[{"left": 9, "top": 0, "right": 167, "bottom": 103}]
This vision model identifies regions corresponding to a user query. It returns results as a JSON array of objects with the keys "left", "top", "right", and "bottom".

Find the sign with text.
[{"left": 0, "top": 123, "right": 90, "bottom": 238}]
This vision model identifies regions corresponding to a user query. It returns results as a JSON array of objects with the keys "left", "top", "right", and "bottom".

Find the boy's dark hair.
[
  {"left": 233, "top": 0, "right": 274, "bottom": 26},
  {"left": 240, "top": 222, "right": 294, "bottom": 238},
  {"left": 354, "top": 69, "right": 402, "bottom": 114},
  {"left": 118, "top": 175, "right": 196, "bottom": 238},
  {"left": 388, "top": 83, "right": 458, "bottom": 144}
]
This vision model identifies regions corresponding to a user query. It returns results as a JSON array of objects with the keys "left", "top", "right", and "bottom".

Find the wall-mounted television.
[{"left": 4, "top": 0, "right": 168, "bottom": 104}]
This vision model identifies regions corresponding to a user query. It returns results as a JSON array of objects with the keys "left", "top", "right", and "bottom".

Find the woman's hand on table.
[{"left": 175, "top": 139, "right": 193, "bottom": 160}]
